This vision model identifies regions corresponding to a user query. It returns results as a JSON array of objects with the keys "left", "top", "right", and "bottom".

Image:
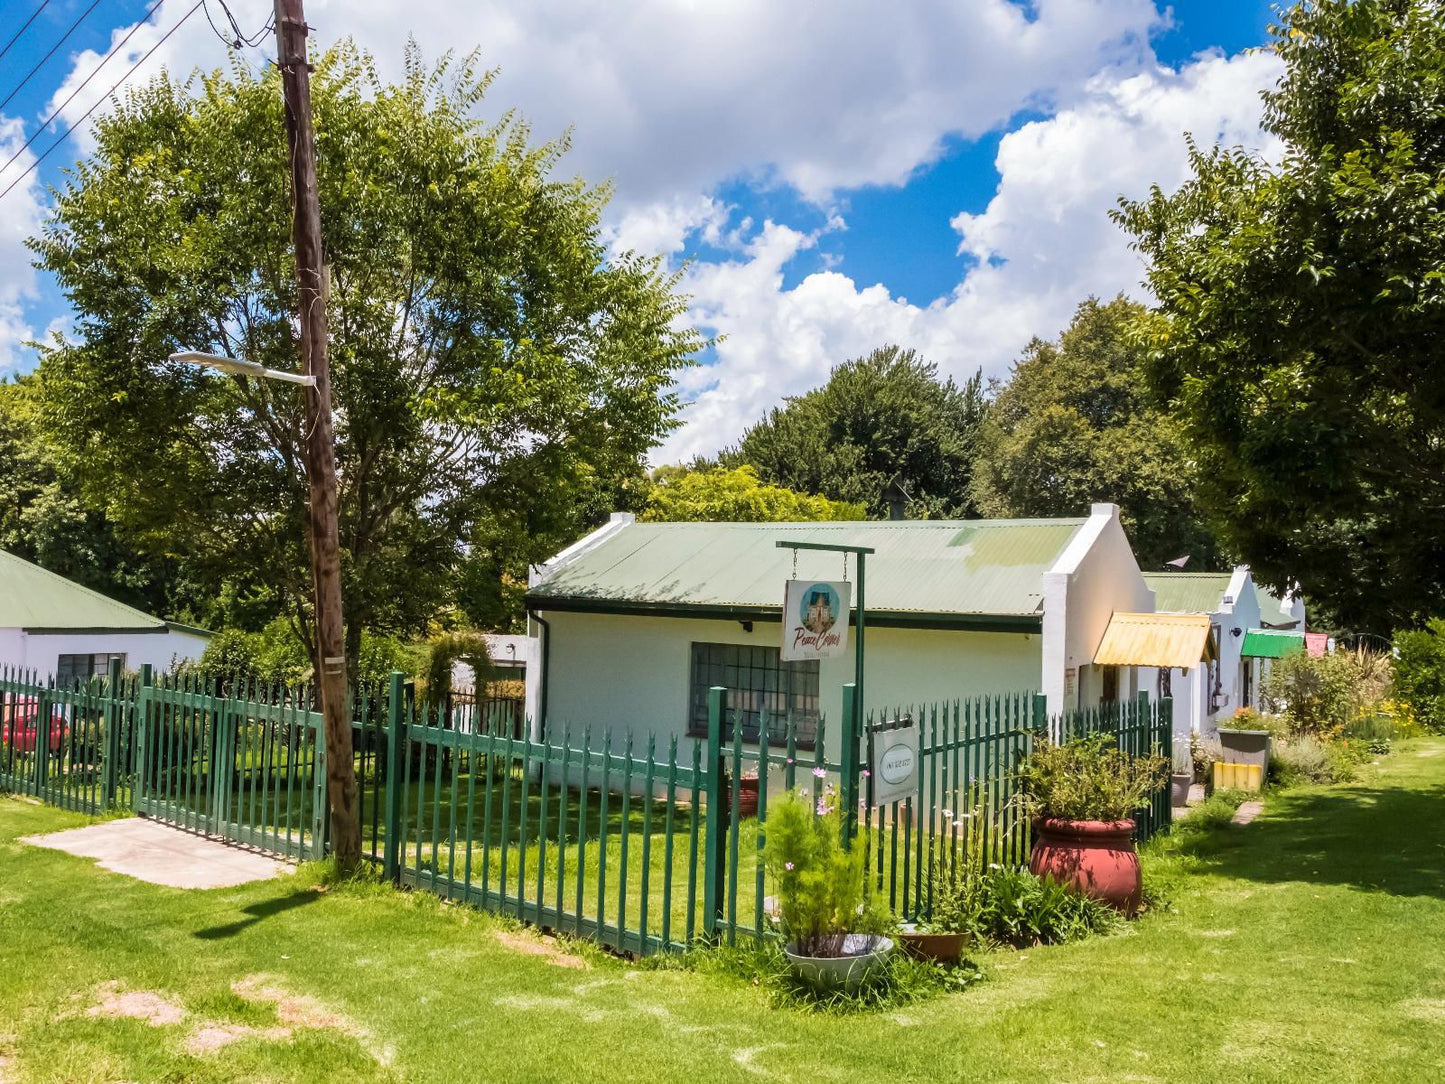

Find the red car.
[{"left": 1, "top": 698, "right": 67, "bottom": 755}]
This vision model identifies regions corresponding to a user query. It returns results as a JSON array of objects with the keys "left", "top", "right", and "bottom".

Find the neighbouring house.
[
  {"left": 1141, "top": 567, "right": 1264, "bottom": 735},
  {"left": 1254, "top": 581, "right": 1307, "bottom": 630},
  {"left": 0, "top": 549, "right": 211, "bottom": 681},
  {"left": 523, "top": 504, "right": 1154, "bottom": 763}
]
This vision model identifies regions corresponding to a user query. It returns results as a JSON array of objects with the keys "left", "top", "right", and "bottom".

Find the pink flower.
[
  {"left": 784, "top": 861, "right": 794, "bottom": 871},
  {"left": 861, "top": 769, "right": 870, "bottom": 778},
  {"left": 811, "top": 767, "right": 826, "bottom": 778}
]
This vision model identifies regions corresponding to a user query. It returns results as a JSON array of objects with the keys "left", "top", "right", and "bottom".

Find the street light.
[
  {"left": 170, "top": 350, "right": 317, "bottom": 387},
  {"left": 167, "top": 342, "right": 358, "bottom": 866}
]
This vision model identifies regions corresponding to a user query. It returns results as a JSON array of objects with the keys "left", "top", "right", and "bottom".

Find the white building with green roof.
[
  {"left": 525, "top": 503, "right": 1155, "bottom": 762},
  {"left": 0, "top": 549, "right": 211, "bottom": 682},
  {"left": 1143, "top": 567, "right": 1262, "bottom": 737}
]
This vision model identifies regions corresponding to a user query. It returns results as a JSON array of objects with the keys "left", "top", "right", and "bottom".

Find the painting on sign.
[
  {"left": 781, "top": 579, "right": 851, "bottom": 662},
  {"left": 870, "top": 720, "right": 918, "bottom": 807}
]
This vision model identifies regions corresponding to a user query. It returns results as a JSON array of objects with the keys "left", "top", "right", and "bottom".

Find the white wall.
[
  {"left": 536, "top": 610, "right": 1040, "bottom": 764},
  {"left": 1041, "top": 504, "right": 1154, "bottom": 716},
  {"left": 1159, "top": 567, "right": 1264, "bottom": 738},
  {"left": 0, "top": 628, "right": 210, "bottom": 677}
]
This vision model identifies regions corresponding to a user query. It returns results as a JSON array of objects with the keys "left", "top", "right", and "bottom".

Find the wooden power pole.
[{"left": 273, "top": 0, "right": 360, "bottom": 868}]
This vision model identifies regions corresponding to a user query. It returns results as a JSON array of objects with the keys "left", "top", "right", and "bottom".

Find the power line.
[
  {"left": 0, "top": 0, "right": 168, "bottom": 186},
  {"left": 0, "top": 1, "right": 206, "bottom": 206},
  {"left": 0, "top": 1, "right": 52, "bottom": 67},
  {"left": 0, "top": 0, "right": 104, "bottom": 116},
  {"left": 203, "top": 0, "right": 272, "bottom": 50}
]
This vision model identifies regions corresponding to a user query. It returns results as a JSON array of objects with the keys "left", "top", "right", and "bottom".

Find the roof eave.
[{"left": 525, "top": 595, "right": 1041, "bottom": 633}]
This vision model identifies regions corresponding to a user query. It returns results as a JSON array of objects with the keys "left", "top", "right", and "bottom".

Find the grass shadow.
[{"left": 1184, "top": 779, "right": 1445, "bottom": 899}]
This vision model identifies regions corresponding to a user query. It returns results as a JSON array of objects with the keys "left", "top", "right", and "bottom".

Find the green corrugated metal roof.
[
  {"left": 1240, "top": 629, "right": 1305, "bottom": 658},
  {"left": 1142, "top": 572, "right": 1234, "bottom": 614},
  {"left": 0, "top": 549, "right": 167, "bottom": 631},
  {"left": 1254, "top": 584, "right": 1300, "bottom": 626},
  {"left": 527, "top": 518, "right": 1087, "bottom": 618}
]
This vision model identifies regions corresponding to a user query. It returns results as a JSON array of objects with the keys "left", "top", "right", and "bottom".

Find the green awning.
[{"left": 1241, "top": 629, "right": 1306, "bottom": 659}]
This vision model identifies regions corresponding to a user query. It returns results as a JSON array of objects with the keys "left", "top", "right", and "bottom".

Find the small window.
[
  {"left": 55, "top": 653, "right": 125, "bottom": 687},
  {"left": 688, "top": 643, "right": 819, "bottom": 749}
]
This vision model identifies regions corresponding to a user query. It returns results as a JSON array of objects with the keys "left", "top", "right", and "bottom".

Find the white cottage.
[
  {"left": 1141, "top": 567, "right": 1263, "bottom": 736},
  {"left": 523, "top": 504, "right": 1154, "bottom": 762},
  {"left": 0, "top": 549, "right": 211, "bottom": 680}
]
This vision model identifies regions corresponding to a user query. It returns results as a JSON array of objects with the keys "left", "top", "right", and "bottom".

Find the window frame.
[{"left": 686, "top": 641, "right": 819, "bottom": 750}]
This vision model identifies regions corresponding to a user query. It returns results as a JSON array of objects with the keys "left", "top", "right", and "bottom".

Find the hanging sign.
[
  {"left": 870, "top": 720, "right": 919, "bottom": 807},
  {"left": 781, "top": 579, "right": 851, "bottom": 662}
]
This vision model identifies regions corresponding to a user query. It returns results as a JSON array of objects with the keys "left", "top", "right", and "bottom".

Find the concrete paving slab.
[
  {"left": 1231, "top": 800, "right": 1265, "bottom": 826},
  {"left": 19, "top": 817, "right": 289, "bottom": 889}
]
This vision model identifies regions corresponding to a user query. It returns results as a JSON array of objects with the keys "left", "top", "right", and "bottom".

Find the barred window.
[
  {"left": 687, "top": 642, "right": 819, "bottom": 749},
  {"left": 56, "top": 653, "right": 125, "bottom": 688}
]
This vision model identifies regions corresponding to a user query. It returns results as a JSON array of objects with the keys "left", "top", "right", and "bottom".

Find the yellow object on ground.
[{"left": 1214, "top": 762, "right": 1263, "bottom": 792}]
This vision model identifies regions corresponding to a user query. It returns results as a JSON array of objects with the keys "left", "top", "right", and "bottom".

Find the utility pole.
[{"left": 273, "top": 0, "right": 360, "bottom": 868}]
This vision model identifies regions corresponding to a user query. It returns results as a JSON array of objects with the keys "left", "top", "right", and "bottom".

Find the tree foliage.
[
  {"left": 1113, "top": 0, "right": 1445, "bottom": 633},
  {"left": 723, "top": 345, "right": 987, "bottom": 518},
  {"left": 30, "top": 44, "right": 699, "bottom": 653},
  {"left": 970, "top": 298, "right": 1221, "bottom": 567},
  {"left": 0, "top": 377, "right": 193, "bottom": 618},
  {"left": 641, "top": 465, "right": 864, "bottom": 523}
]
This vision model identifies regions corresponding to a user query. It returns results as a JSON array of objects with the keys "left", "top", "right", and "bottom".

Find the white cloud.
[
  {"left": 34, "top": 1, "right": 1282, "bottom": 461},
  {"left": 659, "top": 49, "right": 1285, "bottom": 462},
  {"left": 50, "top": 0, "right": 1165, "bottom": 205},
  {"left": 0, "top": 115, "right": 43, "bottom": 375}
]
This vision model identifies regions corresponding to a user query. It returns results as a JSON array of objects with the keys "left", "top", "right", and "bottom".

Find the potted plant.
[
  {"left": 1015, "top": 736, "right": 1168, "bottom": 915},
  {"left": 898, "top": 866, "right": 973, "bottom": 963},
  {"left": 764, "top": 786, "right": 894, "bottom": 990}
]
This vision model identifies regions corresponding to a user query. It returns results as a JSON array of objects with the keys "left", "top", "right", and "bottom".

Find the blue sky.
[{"left": 0, "top": 1, "right": 1282, "bottom": 458}]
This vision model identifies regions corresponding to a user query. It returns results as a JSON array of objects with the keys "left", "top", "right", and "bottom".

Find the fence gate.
[{"left": 133, "top": 669, "right": 328, "bottom": 860}]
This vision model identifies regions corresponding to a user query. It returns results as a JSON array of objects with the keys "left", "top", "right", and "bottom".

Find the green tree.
[
  {"left": 0, "top": 377, "right": 195, "bottom": 619},
  {"left": 970, "top": 297, "right": 1221, "bottom": 568},
  {"left": 641, "top": 465, "right": 864, "bottom": 522},
  {"left": 724, "top": 345, "right": 987, "bottom": 518},
  {"left": 1113, "top": 0, "right": 1445, "bottom": 633},
  {"left": 31, "top": 44, "right": 699, "bottom": 657}
]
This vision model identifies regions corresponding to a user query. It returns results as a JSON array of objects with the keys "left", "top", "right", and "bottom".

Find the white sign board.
[
  {"left": 870, "top": 721, "right": 919, "bottom": 807},
  {"left": 780, "top": 579, "right": 852, "bottom": 662}
]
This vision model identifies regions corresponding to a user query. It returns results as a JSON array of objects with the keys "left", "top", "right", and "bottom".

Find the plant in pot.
[
  {"left": 1015, "top": 735, "right": 1168, "bottom": 915},
  {"left": 898, "top": 864, "right": 974, "bottom": 963},
  {"left": 763, "top": 785, "right": 894, "bottom": 991}
]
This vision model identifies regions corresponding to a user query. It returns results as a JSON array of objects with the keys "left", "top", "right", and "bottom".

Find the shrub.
[
  {"left": 1270, "top": 735, "right": 1354, "bottom": 786},
  {"left": 763, "top": 787, "right": 889, "bottom": 957},
  {"left": 1189, "top": 734, "right": 1221, "bottom": 786},
  {"left": 1015, "top": 736, "right": 1168, "bottom": 822},
  {"left": 1392, "top": 619, "right": 1445, "bottom": 732},
  {"left": 1260, "top": 649, "right": 1380, "bottom": 736},
  {"left": 927, "top": 865, "right": 1121, "bottom": 948}
]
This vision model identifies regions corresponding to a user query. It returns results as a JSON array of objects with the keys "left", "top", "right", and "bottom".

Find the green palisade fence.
[{"left": 1, "top": 662, "right": 1175, "bottom": 955}]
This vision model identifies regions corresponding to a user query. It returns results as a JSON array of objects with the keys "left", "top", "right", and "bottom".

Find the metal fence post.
[
  {"left": 133, "top": 664, "right": 153, "bottom": 813},
  {"left": 101, "top": 657, "right": 123, "bottom": 808},
  {"left": 1031, "top": 692, "right": 1048, "bottom": 737},
  {"left": 840, "top": 682, "right": 859, "bottom": 848},
  {"left": 703, "top": 685, "right": 727, "bottom": 941},
  {"left": 383, "top": 670, "right": 407, "bottom": 882}
]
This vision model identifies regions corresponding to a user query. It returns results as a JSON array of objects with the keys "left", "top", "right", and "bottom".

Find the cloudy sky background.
[{"left": 0, "top": 0, "right": 1282, "bottom": 461}]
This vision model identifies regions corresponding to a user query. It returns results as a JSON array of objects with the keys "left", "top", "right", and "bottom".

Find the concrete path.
[
  {"left": 1231, "top": 800, "right": 1265, "bottom": 826},
  {"left": 19, "top": 818, "right": 288, "bottom": 889}
]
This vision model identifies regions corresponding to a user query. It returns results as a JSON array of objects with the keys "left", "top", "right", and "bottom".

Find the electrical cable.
[
  {"left": 203, "top": 0, "right": 273, "bottom": 50},
  {"left": 0, "top": 0, "right": 168, "bottom": 186},
  {"left": 0, "top": 0, "right": 205, "bottom": 206},
  {"left": 0, "top": 0, "right": 104, "bottom": 116},
  {"left": 0, "top": 1, "right": 52, "bottom": 67}
]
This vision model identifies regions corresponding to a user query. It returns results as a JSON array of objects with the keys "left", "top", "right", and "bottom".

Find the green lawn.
[{"left": 3, "top": 741, "right": 1445, "bottom": 1082}]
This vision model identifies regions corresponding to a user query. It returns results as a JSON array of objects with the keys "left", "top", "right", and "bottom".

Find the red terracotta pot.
[{"left": 1029, "top": 818, "right": 1141, "bottom": 915}]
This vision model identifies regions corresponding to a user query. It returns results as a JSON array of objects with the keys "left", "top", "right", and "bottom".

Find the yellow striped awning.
[{"left": 1092, "top": 612, "right": 1217, "bottom": 670}]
